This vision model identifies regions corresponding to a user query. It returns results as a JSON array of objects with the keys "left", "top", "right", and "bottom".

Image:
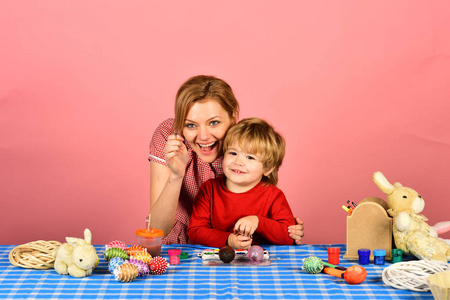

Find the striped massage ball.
[
  {"left": 149, "top": 256, "right": 168, "bottom": 275},
  {"left": 302, "top": 256, "right": 324, "bottom": 274},
  {"left": 104, "top": 247, "right": 129, "bottom": 262}
]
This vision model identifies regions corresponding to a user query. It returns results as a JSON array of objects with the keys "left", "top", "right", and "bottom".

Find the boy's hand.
[
  {"left": 234, "top": 216, "right": 259, "bottom": 237},
  {"left": 227, "top": 233, "right": 252, "bottom": 249},
  {"left": 288, "top": 217, "right": 304, "bottom": 245}
]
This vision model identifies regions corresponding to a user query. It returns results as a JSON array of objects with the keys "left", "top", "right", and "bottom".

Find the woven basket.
[
  {"left": 9, "top": 240, "right": 62, "bottom": 269},
  {"left": 428, "top": 271, "right": 450, "bottom": 300}
]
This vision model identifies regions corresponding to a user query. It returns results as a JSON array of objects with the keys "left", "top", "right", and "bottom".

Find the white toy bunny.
[
  {"left": 373, "top": 171, "right": 450, "bottom": 262},
  {"left": 54, "top": 228, "right": 98, "bottom": 277}
]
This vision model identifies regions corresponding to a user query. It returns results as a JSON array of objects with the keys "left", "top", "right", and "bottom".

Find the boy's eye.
[
  {"left": 228, "top": 151, "right": 237, "bottom": 156},
  {"left": 246, "top": 156, "right": 255, "bottom": 160}
]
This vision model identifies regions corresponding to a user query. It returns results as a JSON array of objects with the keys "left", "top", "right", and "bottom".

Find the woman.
[{"left": 149, "top": 75, "right": 304, "bottom": 244}]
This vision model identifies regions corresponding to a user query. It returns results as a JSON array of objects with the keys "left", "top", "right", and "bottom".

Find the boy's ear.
[{"left": 264, "top": 166, "right": 275, "bottom": 177}]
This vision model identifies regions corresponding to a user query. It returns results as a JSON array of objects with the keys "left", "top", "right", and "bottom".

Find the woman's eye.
[
  {"left": 185, "top": 123, "right": 196, "bottom": 129},
  {"left": 210, "top": 120, "right": 220, "bottom": 126}
]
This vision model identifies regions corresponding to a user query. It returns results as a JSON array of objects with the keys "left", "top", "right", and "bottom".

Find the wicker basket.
[{"left": 428, "top": 271, "right": 450, "bottom": 300}]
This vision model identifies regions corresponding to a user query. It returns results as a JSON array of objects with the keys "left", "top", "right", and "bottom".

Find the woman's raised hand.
[{"left": 164, "top": 133, "right": 189, "bottom": 178}]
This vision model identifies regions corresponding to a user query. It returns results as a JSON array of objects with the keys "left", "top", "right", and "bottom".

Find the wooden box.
[{"left": 343, "top": 197, "right": 393, "bottom": 261}]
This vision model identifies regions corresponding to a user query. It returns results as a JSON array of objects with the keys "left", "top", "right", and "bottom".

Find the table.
[{"left": 0, "top": 244, "right": 434, "bottom": 299}]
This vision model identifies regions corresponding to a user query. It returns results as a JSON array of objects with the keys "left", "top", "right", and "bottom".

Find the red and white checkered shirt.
[{"left": 149, "top": 118, "right": 223, "bottom": 245}]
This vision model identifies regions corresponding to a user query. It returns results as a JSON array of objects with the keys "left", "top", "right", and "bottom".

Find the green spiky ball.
[
  {"left": 104, "top": 247, "right": 129, "bottom": 262},
  {"left": 302, "top": 256, "right": 324, "bottom": 274}
]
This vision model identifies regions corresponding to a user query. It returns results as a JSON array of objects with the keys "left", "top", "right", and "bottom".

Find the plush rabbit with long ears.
[
  {"left": 373, "top": 171, "right": 450, "bottom": 262},
  {"left": 54, "top": 228, "right": 98, "bottom": 277}
]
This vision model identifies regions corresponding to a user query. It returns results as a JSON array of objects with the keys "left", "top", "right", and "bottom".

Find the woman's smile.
[{"left": 183, "top": 99, "right": 233, "bottom": 164}]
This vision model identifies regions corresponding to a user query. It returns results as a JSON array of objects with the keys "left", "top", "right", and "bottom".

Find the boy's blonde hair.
[
  {"left": 223, "top": 117, "right": 285, "bottom": 186},
  {"left": 172, "top": 75, "right": 239, "bottom": 134}
]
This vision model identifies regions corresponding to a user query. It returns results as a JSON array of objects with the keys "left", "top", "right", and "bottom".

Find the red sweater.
[{"left": 187, "top": 177, "right": 295, "bottom": 247}]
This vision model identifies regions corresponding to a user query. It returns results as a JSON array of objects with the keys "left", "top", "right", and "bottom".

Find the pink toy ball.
[{"left": 248, "top": 245, "right": 264, "bottom": 263}]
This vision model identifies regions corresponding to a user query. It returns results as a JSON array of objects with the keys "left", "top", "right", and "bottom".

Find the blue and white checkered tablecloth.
[{"left": 0, "top": 244, "right": 434, "bottom": 299}]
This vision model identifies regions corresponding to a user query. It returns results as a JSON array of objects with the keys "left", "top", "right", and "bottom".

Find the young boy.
[{"left": 187, "top": 117, "right": 296, "bottom": 249}]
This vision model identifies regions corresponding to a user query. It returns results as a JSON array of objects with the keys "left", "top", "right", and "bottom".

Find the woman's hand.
[
  {"left": 234, "top": 216, "right": 259, "bottom": 237},
  {"left": 227, "top": 233, "right": 252, "bottom": 249},
  {"left": 288, "top": 217, "right": 304, "bottom": 245},
  {"left": 164, "top": 133, "right": 189, "bottom": 179}
]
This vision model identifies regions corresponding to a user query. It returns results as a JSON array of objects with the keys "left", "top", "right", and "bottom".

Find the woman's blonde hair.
[
  {"left": 223, "top": 117, "right": 286, "bottom": 186},
  {"left": 172, "top": 75, "right": 239, "bottom": 133}
]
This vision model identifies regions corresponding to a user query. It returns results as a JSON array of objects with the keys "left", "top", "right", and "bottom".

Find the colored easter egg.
[
  {"left": 248, "top": 245, "right": 264, "bottom": 263},
  {"left": 104, "top": 247, "right": 129, "bottom": 262},
  {"left": 127, "top": 258, "right": 150, "bottom": 277},
  {"left": 114, "top": 263, "right": 139, "bottom": 283},
  {"left": 108, "top": 257, "right": 124, "bottom": 273},
  {"left": 302, "top": 256, "right": 324, "bottom": 274},
  {"left": 105, "top": 240, "right": 127, "bottom": 251},
  {"left": 219, "top": 246, "right": 235, "bottom": 263},
  {"left": 126, "top": 245, "right": 146, "bottom": 256},
  {"left": 131, "top": 251, "right": 152, "bottom": 264}
]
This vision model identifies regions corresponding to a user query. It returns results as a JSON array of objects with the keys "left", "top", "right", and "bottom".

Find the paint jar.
[
  {"left": 391, "top": 249, "right": 403, "bottom": 263},
  {"left": 135, "top": 228, "right": 164, "bottom": 257},
  {"left": 373, "top": 249, "right": 386, "bottom": 265},
  {"left": 327, "top": 247, "right": 340, "bottom": 265},
  {"left": 358, "top": 248, "right": 371, "bottom": 265},
  {"left": 168, "top": 249, "right": 181, "bottom": 265}
]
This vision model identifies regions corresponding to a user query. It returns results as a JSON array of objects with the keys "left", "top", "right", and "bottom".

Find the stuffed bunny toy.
[
  {"left": 54, "top": 228, "right": 99, "bottom": 277},
  {"left": 373, "top": 171, "right": 450, "bottom": 262}
]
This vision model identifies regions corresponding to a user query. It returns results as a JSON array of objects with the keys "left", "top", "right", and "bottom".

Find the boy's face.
[{"left": 223, "top": 142, "right": 271, "bottom": 193}]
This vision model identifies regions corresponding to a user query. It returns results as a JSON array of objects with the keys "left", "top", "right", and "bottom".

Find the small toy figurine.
[
  {"left": 373, "top": 171, "right": 450, "bottom": 262},
  {"left": 54, "top": 228, "right": 99, "bottom": 278}
]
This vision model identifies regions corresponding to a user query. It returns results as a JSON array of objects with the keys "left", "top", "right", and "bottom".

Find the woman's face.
[{"left": 182, "top": 99, "right": 233, "bottom": 163}]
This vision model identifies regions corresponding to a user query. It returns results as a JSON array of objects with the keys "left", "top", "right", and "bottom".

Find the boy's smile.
[{"left": 223, "top": 143, "right": 271, "bottom": 193}]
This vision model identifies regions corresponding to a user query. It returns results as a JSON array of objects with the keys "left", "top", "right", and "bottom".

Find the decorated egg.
[
  {"left": 302, "top": 256, "right": 324, "bottom": 274},
  {"left": 114, "top": 263, "right": 139, "bottom": 283},
  {"left": 108, "top": 257, "right": 125, "bottom": 273},
  {"left": 105, "top": 240, "right": 127, "bottom": 251},
  {"left": 131, "top": 251, "right": 152, "bottom": 264},
  {"left": 127, "top": 258, "right": 150, "bottom": 277},
  {"left": 219, "top": 246, "right": 235, "bottom": 263},
  {"left": 126, "top": 245, "right": 146, "bottom": 256},
  {"left": 248, "top": 245, "right": 264, "bottom": 263},
  {"left": 104, "top": 247, "right": 129, "bottom": 262}
]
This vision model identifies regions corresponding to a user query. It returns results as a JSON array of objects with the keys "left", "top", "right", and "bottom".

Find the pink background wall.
[{"left": 1, "top": 1, "right": 449, "bottom": 245}]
